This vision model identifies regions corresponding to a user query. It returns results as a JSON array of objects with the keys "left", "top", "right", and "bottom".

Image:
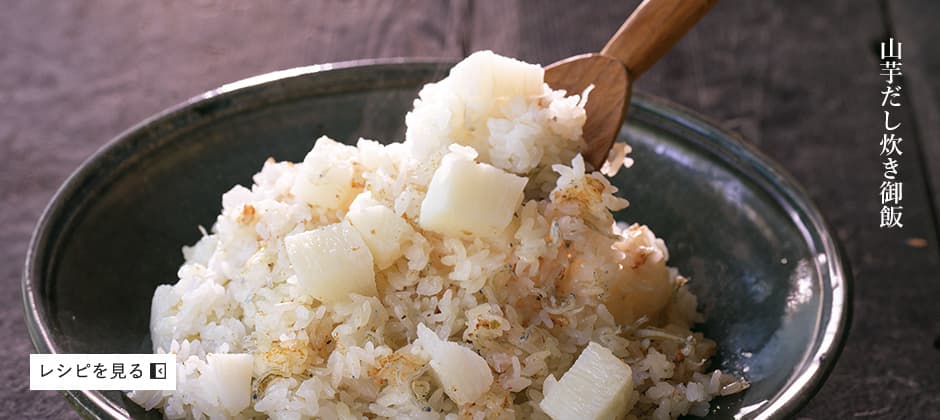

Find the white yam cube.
[
  {"left": 419, "top": 146, "right": 527, "bottom": 237},
  {"left": 539, "top": 342, "right": 634, "bottom": 420},
  {"left": 450, "top": 50, "right": 544, "bottom": 103},
  {"left": 205, "top": 353, "right": 253, "bottom": 415},
  {"left": 347, "top": 192, "right": 416, "bottom": 270},
  {"left": 290, "top": 136, "right": 358, "bottom": 209},
  {"left": 416, "top": 323, "right": 493, "bottom": 405},
  {"left": 285, "top": 221, "right": 376, "bottom": 303}
]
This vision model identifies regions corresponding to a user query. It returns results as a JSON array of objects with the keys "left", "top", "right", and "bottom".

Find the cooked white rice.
[{"left": 130, "top": 51, "right": 746, "bottom": 420}]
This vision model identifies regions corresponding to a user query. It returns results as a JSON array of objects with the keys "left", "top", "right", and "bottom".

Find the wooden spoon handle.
[{"left": 601, "top": 0, "right": 717, "bottom": 79}]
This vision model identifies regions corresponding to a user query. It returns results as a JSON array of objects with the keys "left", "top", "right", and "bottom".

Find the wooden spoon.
[{"left": 544, "top": 0, "right": 718, "bottom": 169}]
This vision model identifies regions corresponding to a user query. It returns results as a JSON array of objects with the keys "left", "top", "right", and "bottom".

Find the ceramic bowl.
[{"left": 23, "top": 60, "right": 851, "bottom": 419}]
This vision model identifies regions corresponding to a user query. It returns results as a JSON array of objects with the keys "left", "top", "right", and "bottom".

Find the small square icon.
[{"left": 149, "top": 362, "right": 167, "bottom": 380}]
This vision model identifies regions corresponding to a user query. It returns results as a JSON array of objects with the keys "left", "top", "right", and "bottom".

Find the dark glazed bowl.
[{"left": 24, "top": 60, "right": 850, "bottom": 419}]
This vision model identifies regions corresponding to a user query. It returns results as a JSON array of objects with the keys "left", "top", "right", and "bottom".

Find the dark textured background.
[{"left": 2, "top": 0, "right": 938, "bottom": 418}]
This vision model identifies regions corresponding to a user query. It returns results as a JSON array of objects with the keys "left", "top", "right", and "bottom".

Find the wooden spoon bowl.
[{"left": 545, "top": 0, "right": 718, "bottom": 169}]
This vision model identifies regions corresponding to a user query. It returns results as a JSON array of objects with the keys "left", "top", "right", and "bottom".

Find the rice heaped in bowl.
[{"left": 129, "top": 51, "right": 747, "bottom": 420}]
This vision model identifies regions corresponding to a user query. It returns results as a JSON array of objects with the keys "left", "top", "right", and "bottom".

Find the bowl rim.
[
  {"left": 22, "top": 58, "right": 852, "bottom": 420},
  {"left": 630, "top": 95, "right": 853, "bottom": 419}
]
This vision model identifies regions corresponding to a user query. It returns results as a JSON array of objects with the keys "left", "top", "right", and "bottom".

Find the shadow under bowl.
[{"left": 23, "top": 60, "right": 851, "bottom": 419}]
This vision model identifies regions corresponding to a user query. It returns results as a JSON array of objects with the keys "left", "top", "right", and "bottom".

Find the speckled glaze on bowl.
[{"left": 23, "top": 60, "right": 851, "bottom": 419}]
